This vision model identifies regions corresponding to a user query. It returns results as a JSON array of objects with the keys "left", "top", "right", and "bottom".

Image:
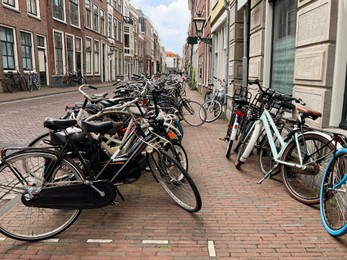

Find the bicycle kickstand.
[{"left": 257, "top": 164, "right": 279, "bottom": 184}]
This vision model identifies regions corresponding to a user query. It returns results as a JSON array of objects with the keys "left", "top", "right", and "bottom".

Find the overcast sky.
[{"left": 130, "top": 0, "right": 190, "bottom": 55}]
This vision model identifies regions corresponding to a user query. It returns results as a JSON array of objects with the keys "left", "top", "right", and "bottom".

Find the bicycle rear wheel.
[
  {"left": 0, "top": 150, "right": 83, "bottom": 241},
  {"left": 147, "top": 149, "right": 201, "bottom": 212},
  {"left": 181, "top": 100, "right": 206, "bottom": 127},
  {"left": 5, "top": 76, "right": 16, "bottom": 93},
  {"left": 281, "top": 133, "right": 335, "bottom": 205},
  {"left": 27, "top": 78, "right": 34, "bottom": 92},
  {"left": 320, "top": 148, "right": 347, "bottom": 236},
  {"left": 202, "top": 100, "right": 222, "bottom": 123},
  {"left": 19, "top": 76, "right": 28, "bottom": 91}
]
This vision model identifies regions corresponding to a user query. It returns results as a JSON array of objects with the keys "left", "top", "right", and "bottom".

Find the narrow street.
[{"left": 0, "top": 87, "right": 346, "bottom": 259}]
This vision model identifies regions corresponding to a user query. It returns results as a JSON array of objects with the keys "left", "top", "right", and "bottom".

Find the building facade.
[{"left": 188, "top": 0, "right": 347, "bottom": 130}]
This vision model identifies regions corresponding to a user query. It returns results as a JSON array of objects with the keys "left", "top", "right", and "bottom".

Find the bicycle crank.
[{"left": 21, "top": 181, "right": 117, "bottom": 209}]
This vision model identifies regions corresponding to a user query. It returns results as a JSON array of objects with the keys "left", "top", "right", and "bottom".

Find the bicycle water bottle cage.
[{"left": 297, "top": 106, "right": 322, "bottom": 121}]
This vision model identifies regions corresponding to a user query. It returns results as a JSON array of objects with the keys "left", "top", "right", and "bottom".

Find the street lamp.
[{"left": 192, "top": 12, "right": 212, "bottom": 45}]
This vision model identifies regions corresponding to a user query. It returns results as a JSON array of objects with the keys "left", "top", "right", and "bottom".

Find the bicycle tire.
[
  {"left": 28, "top": 132, "right": 51, "bottom": 147},
  {"left": 171, "top": 140, "right": 189, "bottom": 171},
  {"left": 5, "top": 76, "right": 17, "bottom": 93},
  {"left": 147, "top": 149, "right": 201, "bottom": 212},
  {"left": 320, "top": 148, "right": 347, "bottom": 236},
  {"left": 19, "top": 76, "right": 28, "bottom": 91},
  {"left": 181, "top": 100, "right": 206, "bottom": 127},
  {"left": 27, "top": 77, "right": 34, "bottom": 92},
  {"left": 202, "top": 100, "right": 222, "bottom": 123},
  {"left": 0, "top": 149, "right": 83, "bottom": 241},
  {"left": 281, "top": 133, "right": 335, "bottom": 205},
  {"left": 33, "top": 75, "right": 41, "bottom": 90},
  {"left": 225, "top": 113, "right": 236, "bottom": 158}
]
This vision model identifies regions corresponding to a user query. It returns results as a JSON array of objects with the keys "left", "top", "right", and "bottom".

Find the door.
[
  {"left": 38, "top": 49, "right": 47, "bottom": 86},
  {"left": 339, "top": 63, "right": 347, "bottom": 129}
]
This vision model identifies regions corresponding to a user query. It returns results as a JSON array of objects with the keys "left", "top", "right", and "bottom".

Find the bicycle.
[
  {"left": 0, "top": 82, "right": 201, "bottom": 241},
  {"left": 320, "top": 133, "right": 347, "bottom": 236},
  {"left": 235, "top": 80, "right": 335, "bottom": 205},
  {"left": 27, "top": 69, "right": 41, "bottom": 91},
  {"left": 201, "top": 78, "right": 226, "bottom": 123},
  {"left": 61, "top": 70, "right": 87, "bottom": 87},
  {"left": 4, "top": 67, "right": 28, "bottom": 93}
]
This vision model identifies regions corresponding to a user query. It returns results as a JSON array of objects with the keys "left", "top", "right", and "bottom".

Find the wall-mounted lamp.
[{"left": 192, "top": 11, "right": 212, "bottom": 45}]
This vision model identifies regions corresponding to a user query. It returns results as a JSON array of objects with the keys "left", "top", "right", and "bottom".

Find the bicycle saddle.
[
  {"left": 44, "top": 118, "right": 77, "bottom": 130},
  {"left": 297, "top": 106, "right": 322, "bottom": 120}
]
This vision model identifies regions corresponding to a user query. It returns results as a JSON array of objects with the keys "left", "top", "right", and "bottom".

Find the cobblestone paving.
[{"left": 0, "top": 86, "right": 346, "bottom": 259}]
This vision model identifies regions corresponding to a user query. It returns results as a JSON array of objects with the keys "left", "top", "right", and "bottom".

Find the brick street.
[{"left": 0, "top": 86, "right": 346, "bottom": 259}]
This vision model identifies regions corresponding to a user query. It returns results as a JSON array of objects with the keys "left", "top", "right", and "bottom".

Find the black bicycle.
[{"left": 5, "top": 67, "right": 28, "bottom": 93}]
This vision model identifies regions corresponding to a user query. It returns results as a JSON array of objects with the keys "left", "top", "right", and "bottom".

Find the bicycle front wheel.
[
  {"left": 19, "top": 76, "right": 28, "bottom": 91},
  {"left": 181, "top": 100, "right": 206, "bottom": 127},
  {"left": 147, "top": 149, "right": 201, "bottom": 212},
  {"left": 27, "top": 78, "right": 34, "bottom": 92},
  {"left": 202, "top": 100, "right": 222, "bottom": 123},
  {"left": 281, "top": 133, "right": 335, "bottom": 205},
  {"left": 320, "top": 148, "right": 347, "bottom": 236},
  {"left": 0, "top": 150, "right": 83, "bottom": 241}
]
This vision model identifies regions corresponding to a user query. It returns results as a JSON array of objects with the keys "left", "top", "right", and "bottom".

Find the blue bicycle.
[
  {"left": 320, "top": 134, "right": 347, "bottom": 236},
  {"left": 28, "top": 69, "right": 41, "bottom": 91}
]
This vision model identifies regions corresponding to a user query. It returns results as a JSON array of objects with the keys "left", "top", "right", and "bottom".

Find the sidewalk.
[
  {"left": 0, "top": 85, "right": 346, "bottom": 259},
  {"left": 0, "top": 82, "right": 114, "bottom": 103}
]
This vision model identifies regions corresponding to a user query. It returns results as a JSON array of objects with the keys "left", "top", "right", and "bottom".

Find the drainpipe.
[{"left": 224, "top": 0, "right": 231, "bottom": 113}]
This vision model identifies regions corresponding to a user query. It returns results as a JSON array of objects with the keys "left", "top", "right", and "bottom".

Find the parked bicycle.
[
  {"left": 0, "top": 79, "right": 201, "bottom": 241},
  {"left": 320, "top": 133, "right": 347, "bottom": 236},
  {"left": 235, "top": 80, "right": 335, "bottom": 205},
  {"left": 201, "top": 77, "right": 227, "bottom": 123},
  {"left": 61, "top": 70, "right": 87, "bottom": 87},
  {"left": 27, "top": 69, "right": 41, "bottom": 91},
  {"left": 4, "top": 67, "right": 28, "bottom": 93}
]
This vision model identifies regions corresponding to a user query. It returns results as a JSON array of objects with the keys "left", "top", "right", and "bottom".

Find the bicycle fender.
[{"left": 240, "top": 121, "right": 263, "bottom": 162}]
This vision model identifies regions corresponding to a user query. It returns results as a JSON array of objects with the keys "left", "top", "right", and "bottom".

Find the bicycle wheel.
[
  {"left": 18, "top": 76, "right": 28, "bottom": 91},
  {"left": 181, "top": 100, "right": 206, "bottom": 127},
  {"left": 0, "top": 149, "right": 83, "bottom": 241},
  {"left": 33, "top": 75, "right": 41, "bottom": 90},
  {"left": 225, "top": 113, "right": 236, "bottom": 158},
  {"left": 147, "top": 149, "right": 201, "bottom": 212},
  {"left": 27, "top": 77, "right": 34, "bottom": 92},
  {"left": 5, "top": 76, "right": 16, "bottom": 93},
  {"left": 171, "top": 141, "right": 188, "bottom": 171},
  {"left": 281, "top": 133, "right": 335, "bottom": 205},
  {"left": 202, "top": 100, "right": 222, "bottom": 123},
  {"left": 320, "top": 148, "right": 347, "bottom": 236},
  {"left": 28, "top": 132, "right": 51, "bottom": 147}
]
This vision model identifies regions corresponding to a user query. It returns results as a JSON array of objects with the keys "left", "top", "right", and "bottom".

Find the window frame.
[
  {"left": 27, "top": 0, "right": 40, "bottom": 19},
  {"left": 53, "top": 30, "right": 65, "bottom": 75},
  {"left": 2, "top": 0, "right": 19, "bottom": 11},
  {"left": 85, "top": 37, "right": 93, "bottom": 75},
  {"left": 93, "top": 4, "right": 99, "bottom": 32},
  {"left": 52, "top": 0, "right": 66, "bottom": 23},
  {"left": 93, "top": 39, "right": 100, "bottom": 75},
  {"left": 69, "top": 0, "right": 80, "bottom": 28},
  {"left": 0, "top": 26, "right": 17, "bottom": 71},
  {"left": 20, "top": 31, "right": 34, "bottom": 71},
  {"left": 85, "top": 0, "right": 92, "bottom": 29},
  {"left": 65, "top": 34, "right": 75, "bottom": 73}
]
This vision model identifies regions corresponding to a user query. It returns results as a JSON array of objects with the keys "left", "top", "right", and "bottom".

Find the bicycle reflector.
[{"left": 236, "top": 111, "right": 245, "bottom": 117}]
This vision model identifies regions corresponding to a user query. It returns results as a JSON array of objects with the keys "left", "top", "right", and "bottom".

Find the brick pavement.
[{"left": 0, "top": 86, "right": 347, "bottom": 259}]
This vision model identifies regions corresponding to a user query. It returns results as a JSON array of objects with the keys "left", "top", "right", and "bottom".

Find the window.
[
  {"left": 69, "top": 0, "right": 79, "bottom": 27},
  {"left": 21, "top": 32, "right": 33, "bottom": 70},
  {"left": 52, "top": 0, "right": 65, "bottom": 21},
  {"left": 85, "top": 0, "right": 91, "bottom": 28},
  {"left": 3, "top": 0, "right": 15, "bottom": 8},
  {"left": 114, "top": 18, "right": 118, "bottom": 40},
  {"left": 119, "top": 51, "right": 122, "bottom": 75},
  {"left": 27, "top": 0, "right": 38, "bottom": 16},
  {"left": 118, "top": 21, "right": 122, "bottom": 43},
  {"left": 93, "top": 4, "right": 99, "bottom": 32},
  {"left": 114, "top": 50, "right": 118, "bottom": 75},
  {"left": 94, "top": 40, "right": 100, "bottom": 74},
  {"left": 271, "top": 0, "right": 297, "bottom": 94},
  {"left": 66, "top": 35, "right": 74, "bottom": 73},
  {"left": 75, "top": 37, "right": 82, "bottom": 71},
  {"left": 54, "top": 31, "right": 63, "bottom": 74},
  {"left": 0, "top": 26, "right": 15, "bottom": 70},
  {"left": 100, "top": 9, "right": 105, "bottom": 35},
  {"left": 108, "top": 14, "right": 112, "bottom": 37},
  {"left": 85, "top": 38, "right": 92, "bottom": 74},
  {"left": 37, "top": 35, "right": 45, "bottom": 47}
]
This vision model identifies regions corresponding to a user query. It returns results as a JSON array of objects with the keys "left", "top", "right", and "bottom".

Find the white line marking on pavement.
[
  {"left": 87, "top": 239, "right": 113, "bottom": 243},
  {"left": 44, "top": 238, "right": 59, "bottom": 243},
  {"left": 142, "top": 240, "right": 169, "bottom": 244},
  {"left": 208, "top": 240, "right": 216, "bottom": 257}
]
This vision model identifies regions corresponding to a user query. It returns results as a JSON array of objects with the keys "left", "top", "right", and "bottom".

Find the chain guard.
[{"left": 21, "top": 181, "right": 117, "bottom": 209}]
